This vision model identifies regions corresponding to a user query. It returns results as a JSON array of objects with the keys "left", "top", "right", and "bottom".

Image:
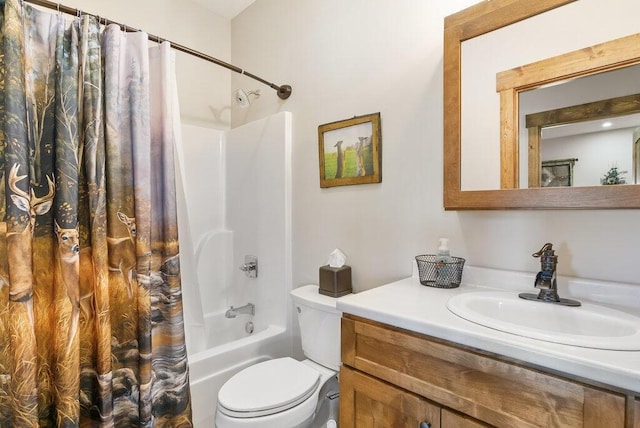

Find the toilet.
[{"left": 215, "top": 285, "right": 342, "bottom": 428}]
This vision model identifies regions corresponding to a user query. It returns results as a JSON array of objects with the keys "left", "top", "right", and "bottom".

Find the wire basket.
[{"left": 415, "top": 255, "right": 465, "bottom": 289}]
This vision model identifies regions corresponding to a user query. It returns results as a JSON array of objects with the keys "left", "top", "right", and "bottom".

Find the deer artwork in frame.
[{"left": 318, "top": 113, "right": 382, "bottom": 188}]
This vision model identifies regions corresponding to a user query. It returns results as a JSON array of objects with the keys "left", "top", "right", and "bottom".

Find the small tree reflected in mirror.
[{"left": 601, "top": 167, "right": 627, "bottom": 185}]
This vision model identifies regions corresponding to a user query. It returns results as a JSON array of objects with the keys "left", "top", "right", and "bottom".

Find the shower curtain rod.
[{"left": 22, "top": 0, "right": 293, "bottom": 100}]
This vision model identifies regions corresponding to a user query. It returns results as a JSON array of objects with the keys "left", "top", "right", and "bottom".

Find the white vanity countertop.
[{"left": 336, "top": 265, "right": 640, "bottom": 393}]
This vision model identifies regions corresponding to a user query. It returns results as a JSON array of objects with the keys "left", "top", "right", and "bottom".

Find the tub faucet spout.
[{"left": 225, "top": 303, "right": 255, "bottom": 318}]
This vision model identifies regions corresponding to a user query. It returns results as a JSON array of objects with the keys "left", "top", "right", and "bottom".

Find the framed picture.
[
  {"left": 541, "top": 158, "right": 577, "bottom": 187},
  {"left": 318, "top": 113, "right": 381, "bottom": 188}
]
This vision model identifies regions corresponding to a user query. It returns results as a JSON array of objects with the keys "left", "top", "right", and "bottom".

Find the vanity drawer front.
[
  {"left": 341, "top": 315, "right": 626, "bottom": 428},
  {"left": 442, "top": 408, "right": 492, "bottom": 428},
  {"left": 340, "top": 365, "right": 441, "bottom": 428}
]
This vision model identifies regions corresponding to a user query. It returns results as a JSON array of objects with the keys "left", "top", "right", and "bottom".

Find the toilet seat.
[{"left": 217, "top": 357, "right": 321, "bottom": 418}]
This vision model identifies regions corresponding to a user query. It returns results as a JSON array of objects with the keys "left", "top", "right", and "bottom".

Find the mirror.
[{"left": 444, "top": 0, "right": 640, "bottom": 209}]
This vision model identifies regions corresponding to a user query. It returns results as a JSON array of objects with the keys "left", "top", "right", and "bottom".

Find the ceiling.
[{"left": 191, "top": 0, "right": 256, "bottom": 20}]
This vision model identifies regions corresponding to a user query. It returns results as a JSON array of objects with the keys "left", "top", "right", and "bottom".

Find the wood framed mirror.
[{"left": 443, "top": 0, "right": 640, "bottom": 209}]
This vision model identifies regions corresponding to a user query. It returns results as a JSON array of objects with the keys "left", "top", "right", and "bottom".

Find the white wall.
[
  {"left": 59, "top": 0, "right": 232, "bottom": 128},
  {"left": 231, "top": 0, "right": 640, "bottom": 290}
]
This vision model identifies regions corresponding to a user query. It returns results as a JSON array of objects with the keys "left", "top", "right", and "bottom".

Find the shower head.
[{"left": 234, "top": 88, "right": 261, "bottom": 108}]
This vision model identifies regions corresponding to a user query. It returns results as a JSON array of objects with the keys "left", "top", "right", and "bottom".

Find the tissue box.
[{"left": 319, "top": 265, "right": 352, "bottom": 297}]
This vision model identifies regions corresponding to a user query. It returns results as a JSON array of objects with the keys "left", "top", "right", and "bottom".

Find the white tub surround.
[{"left": 336, "top": 265, "right": 640, "bottom": 393}]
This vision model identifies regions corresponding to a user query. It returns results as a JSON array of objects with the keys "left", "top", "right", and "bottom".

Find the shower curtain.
[{"left": 0, "top": 0, "right": 192, "bottom": 426}]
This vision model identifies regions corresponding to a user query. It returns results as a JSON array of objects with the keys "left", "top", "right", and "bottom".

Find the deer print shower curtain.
[{"left": 0, "top": 0, "right": 192, "bottom": 426}]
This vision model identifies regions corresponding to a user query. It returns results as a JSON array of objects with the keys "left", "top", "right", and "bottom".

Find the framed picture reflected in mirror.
[{"left": 541, "top": 158, "right": 577, "bottom": 187}]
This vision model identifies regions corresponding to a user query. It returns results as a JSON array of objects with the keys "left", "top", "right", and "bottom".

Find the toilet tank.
[{"left": 290, "top": 285, "right": 343, "bottom": 371}]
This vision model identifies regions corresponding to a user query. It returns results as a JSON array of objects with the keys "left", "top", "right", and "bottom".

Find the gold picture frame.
[{"left": 318, "top": 113, "right": 381, "bottom": 188}]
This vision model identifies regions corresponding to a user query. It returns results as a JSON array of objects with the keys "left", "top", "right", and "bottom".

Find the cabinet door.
[
  {"left": 340, "top": 366, "right": 440, "bottom": 428},
  {"left": 635, "top": 398, "right": 640, "bottom": 428},
  {"left": 441, "top": 409, "right": 491, "bottom": 428}
]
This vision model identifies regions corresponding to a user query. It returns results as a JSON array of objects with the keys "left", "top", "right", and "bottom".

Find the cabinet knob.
[{"left": 419, "top": 422, "right": 431, "bottom": 428}]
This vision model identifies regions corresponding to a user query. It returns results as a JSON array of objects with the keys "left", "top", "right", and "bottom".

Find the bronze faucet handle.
[{"left": 532, "top": 243, "right": 554, "bottom": 258}]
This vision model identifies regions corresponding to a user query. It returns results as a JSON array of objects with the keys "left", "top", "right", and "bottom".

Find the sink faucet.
[
  {"left": 225, "top": 303, "right": 256, "bottom": 318},
  {"left": 532, "top": 243, "right": 558, "bottom": 297},
  {"left": 518, "top": 243, "right": 581, "bottom": 307}
]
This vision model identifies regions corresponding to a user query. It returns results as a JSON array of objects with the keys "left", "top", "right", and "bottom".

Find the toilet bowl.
[{"left": 215, "top": 285, "right": 343, "bottom": 428}]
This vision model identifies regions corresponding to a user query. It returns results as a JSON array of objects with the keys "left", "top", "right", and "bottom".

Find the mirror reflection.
[
  {"left": 519, "top": 64, "right": 640, "bottom": 188},
  {"left": 460, "top": 0, "right": 640, "bottom": 192},
  {"left": 539, "top": 123, "right": 636, "bottom": 188}
]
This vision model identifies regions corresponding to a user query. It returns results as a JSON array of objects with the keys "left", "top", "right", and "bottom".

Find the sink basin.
[{"left": 447, "top": 291, "right": 640, "bottom": 350}]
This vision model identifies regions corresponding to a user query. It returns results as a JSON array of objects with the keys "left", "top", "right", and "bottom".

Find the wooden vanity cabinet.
[{"left": 340, "top": 314, "right": 635, "bottom": 428}]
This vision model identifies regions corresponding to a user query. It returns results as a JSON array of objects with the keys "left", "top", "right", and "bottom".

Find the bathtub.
[{"left": 187, "top": 310, "right": 289, "bottom": 427}]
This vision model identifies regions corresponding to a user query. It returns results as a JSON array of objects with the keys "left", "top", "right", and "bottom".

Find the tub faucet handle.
[{"left": 239, "top": 255, "right": 258, "bottom": 278}]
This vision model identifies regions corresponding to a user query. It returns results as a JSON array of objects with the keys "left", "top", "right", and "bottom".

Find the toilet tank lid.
[{"left": 290, "top": 285, "right": 343, "bottom": 312}]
